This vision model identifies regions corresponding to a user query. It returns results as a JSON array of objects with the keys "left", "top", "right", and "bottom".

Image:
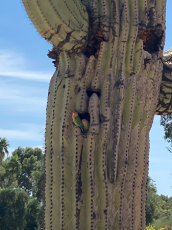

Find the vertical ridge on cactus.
[
  {"left": 22, "top": 0, "right": 89, "bottom": 52},
  {"left": 21, "top": 0, "right": 172, "bottom": 229}
]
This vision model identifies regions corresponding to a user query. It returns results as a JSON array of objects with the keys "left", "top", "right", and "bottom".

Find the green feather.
[
  {"left": 82, "top": 119, "right": 89, "bottom": 131},
  {"left": 73, "top": 116, "right": 85, "bottom": 132}
]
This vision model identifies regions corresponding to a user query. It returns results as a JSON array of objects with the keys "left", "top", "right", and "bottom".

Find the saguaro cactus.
[{"left": 22, "top": 0, "right": 171, "bottom": 229}]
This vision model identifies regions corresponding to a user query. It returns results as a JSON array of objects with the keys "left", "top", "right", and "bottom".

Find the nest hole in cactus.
[
  {"left": 137, "top": 24, "right": 164, "bottom": 53},
  {"left": 78, "top": 112, "right": 90, "bottom": 123},
  {"left": 83, "top": 30, "right": 105, "bottom": 58},
  {"left": 86, "top": 89, "right": 101, "bottom": 99}
]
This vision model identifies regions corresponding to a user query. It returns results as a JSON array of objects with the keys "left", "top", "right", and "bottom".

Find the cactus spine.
[{"left": 22, "top": 0, "right": 168, "bottom": 229}]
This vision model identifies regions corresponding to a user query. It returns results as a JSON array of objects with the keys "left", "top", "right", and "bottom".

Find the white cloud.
[
  {"left": 0, "top": 123, "right": 45, "bottom": 141},
  {"left": 0, "top": 73, "right": 48, "bottom": 114},
  {"left": 0, "top": 89, "right": 45, "bottom": 106},
  {"left": 0, "top": 50, "right": 52, "bottom": 82},
  {"left": 0, "top": 128, "right": 42, "bottom": 141},
  {"left": 0, "top": 71, "right": 51, "bottom": 82},
  {"left": 0, "top": 89, "right": 45, "bottom": 105},
  {"left": 18, "top": 123, "right": 45, "bottom": 132}
]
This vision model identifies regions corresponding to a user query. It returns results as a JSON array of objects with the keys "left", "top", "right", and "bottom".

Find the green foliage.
[
  {"left": 0, "top": 188, "right": 28, "bottom": 230},
  {"left": 153, "top": 194, "right": 172, "bottom": 224},
  {"left": 25, "top": 197, "right": 41, "bottom": 230},
  {"left": 0, "top": 144, "right": 44, "bottom": 229},
  {"left": 0, "top": 137, "right": 9, "bottom": 163},
  {"left": 0, "top": 155, "right": 21, "bottom": 188},
  {"left": 146, "top": 177, "right": 159, "bottom": 225},
  {"left": 146, "top": 176, "right": 172, "bottom": 228},
  {"left": 0, "top": 188, "right": 42, "bottom": 230},
  {"left": 152, "top": 213, "right": 172, "bottom": 229},
  {"left": 30, "top": 160, "right": 44, "bottom": 202},
  {"left": 161, "top": 115, "right": 172, "bottom": 151},
  {"left": 12, "top": 147, "right": 44, "bottom": 197}
]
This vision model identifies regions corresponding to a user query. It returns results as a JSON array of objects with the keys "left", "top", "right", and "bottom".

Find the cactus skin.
[
  {"left": 156, "top": 48, "right": 172, "bottom": 115},
  {"left": 22, "top": 0, "right": 170, "bottom": 229},
  {"left": 22, "top": 0, "right": 89, "bottom": 53}
]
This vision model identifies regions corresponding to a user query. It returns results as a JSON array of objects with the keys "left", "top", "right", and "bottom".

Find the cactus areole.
[{"left": 22, "top": 0, "right": 171, "bottom": 229}]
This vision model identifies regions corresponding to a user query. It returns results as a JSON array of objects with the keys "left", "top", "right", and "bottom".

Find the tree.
[
  {"left": 147, "top": 193, "right": 172, "bottom": 229},
  {"left": 160, "top": 115, "right": 172, "bottom": 152},
  {"left": 0, "top": 138, "right": 9, "bottom": 164},
  {"left": 11, "top": 147, "right": 43, "bottom": 196},
  {"left": 0, "top": 187, "right": 42, "bottom": 230},
  {"left": 30, "top": 160, "right": 44, "bottom": 202},
  {"left": 0, "top": 147, "right": 44, "bottom": 199},
  {"left": 0, "top": 188, "right": 28, "bottom": 230},
  {"left": 5, "top": 155, "right": 22, "bottom": 187},
  {"left": 22, "top": 0, "right": 171, "bottom": 229},
  {"left": 25, "top": 196, "right": 41, "bottom": 230},
  {"left": 0, "top": 147, "right": 44, "bottom": 229},
  {"left": 146, "top": 177, "right": 172, "bottom": 228},
  {"left": 146, "top": 177, "right": 158, "bottom": 225}
]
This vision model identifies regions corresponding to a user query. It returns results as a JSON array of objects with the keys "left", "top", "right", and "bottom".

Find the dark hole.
[
  {"left": 63, "top": 85, "right": 65, "bottom": 88},
  {"left": 144, "top": 59, "right": 150, "bottom": 69},
  {"left": 137, "top": 24, "right": 163, "bottom": 53},
  {"left": 78, "top": 112, "right": 90, "bottom": 123},
  {"left": 74, "top": 84, "right": 81, "bottom": 94},
  {"left": 83, "top": 30, "right": 106, "bottom": 58},
  {"left": 92, "top": 212, "right": 96, "bottom": 219},
  {"left": 86, "top": 89, "right": 101, "bottom": 99}
]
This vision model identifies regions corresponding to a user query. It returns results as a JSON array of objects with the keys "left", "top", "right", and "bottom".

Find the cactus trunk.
[{"left": 22, "top": 0, "right": 167, "bottom": 229}]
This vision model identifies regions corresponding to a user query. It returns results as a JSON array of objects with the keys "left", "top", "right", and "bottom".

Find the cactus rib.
[{"left": 22, "top": 0, "right": 89, "bottom": 52}]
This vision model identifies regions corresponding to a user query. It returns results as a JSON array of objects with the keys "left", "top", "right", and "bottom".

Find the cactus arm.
[
  {"left": 22, "top": 0, "right": 89, "bottom": 52},
  {"left": 156, "top": 48, "right": 172, "bottom": 115}
]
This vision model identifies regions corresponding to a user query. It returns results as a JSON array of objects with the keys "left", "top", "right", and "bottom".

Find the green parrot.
[
  {"left": 81, "top": 119, "right": 89, "bottom": 132},
  {"left": 72, "top": 111, "right": 85, "bottom": 133}
]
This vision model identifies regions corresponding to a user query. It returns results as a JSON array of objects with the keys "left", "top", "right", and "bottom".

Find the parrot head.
[
  {"left": 82, "top": 119, "right": 89, "bottom": 131},
  {"left": 72, "top": 111, "right": 78, "bottom": 119},
  {"left": 82, "top": 119, "right": 88, "bottom": 126}
]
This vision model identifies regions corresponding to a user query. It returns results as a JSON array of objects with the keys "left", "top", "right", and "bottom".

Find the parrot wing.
[{"left": 73, "top": 116, "right": 85, "bottom": 132}]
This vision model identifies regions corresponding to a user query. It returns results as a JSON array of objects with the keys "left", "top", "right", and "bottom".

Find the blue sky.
[{"left": 0, "top": 1, "right": 172, "bottom": 196}]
